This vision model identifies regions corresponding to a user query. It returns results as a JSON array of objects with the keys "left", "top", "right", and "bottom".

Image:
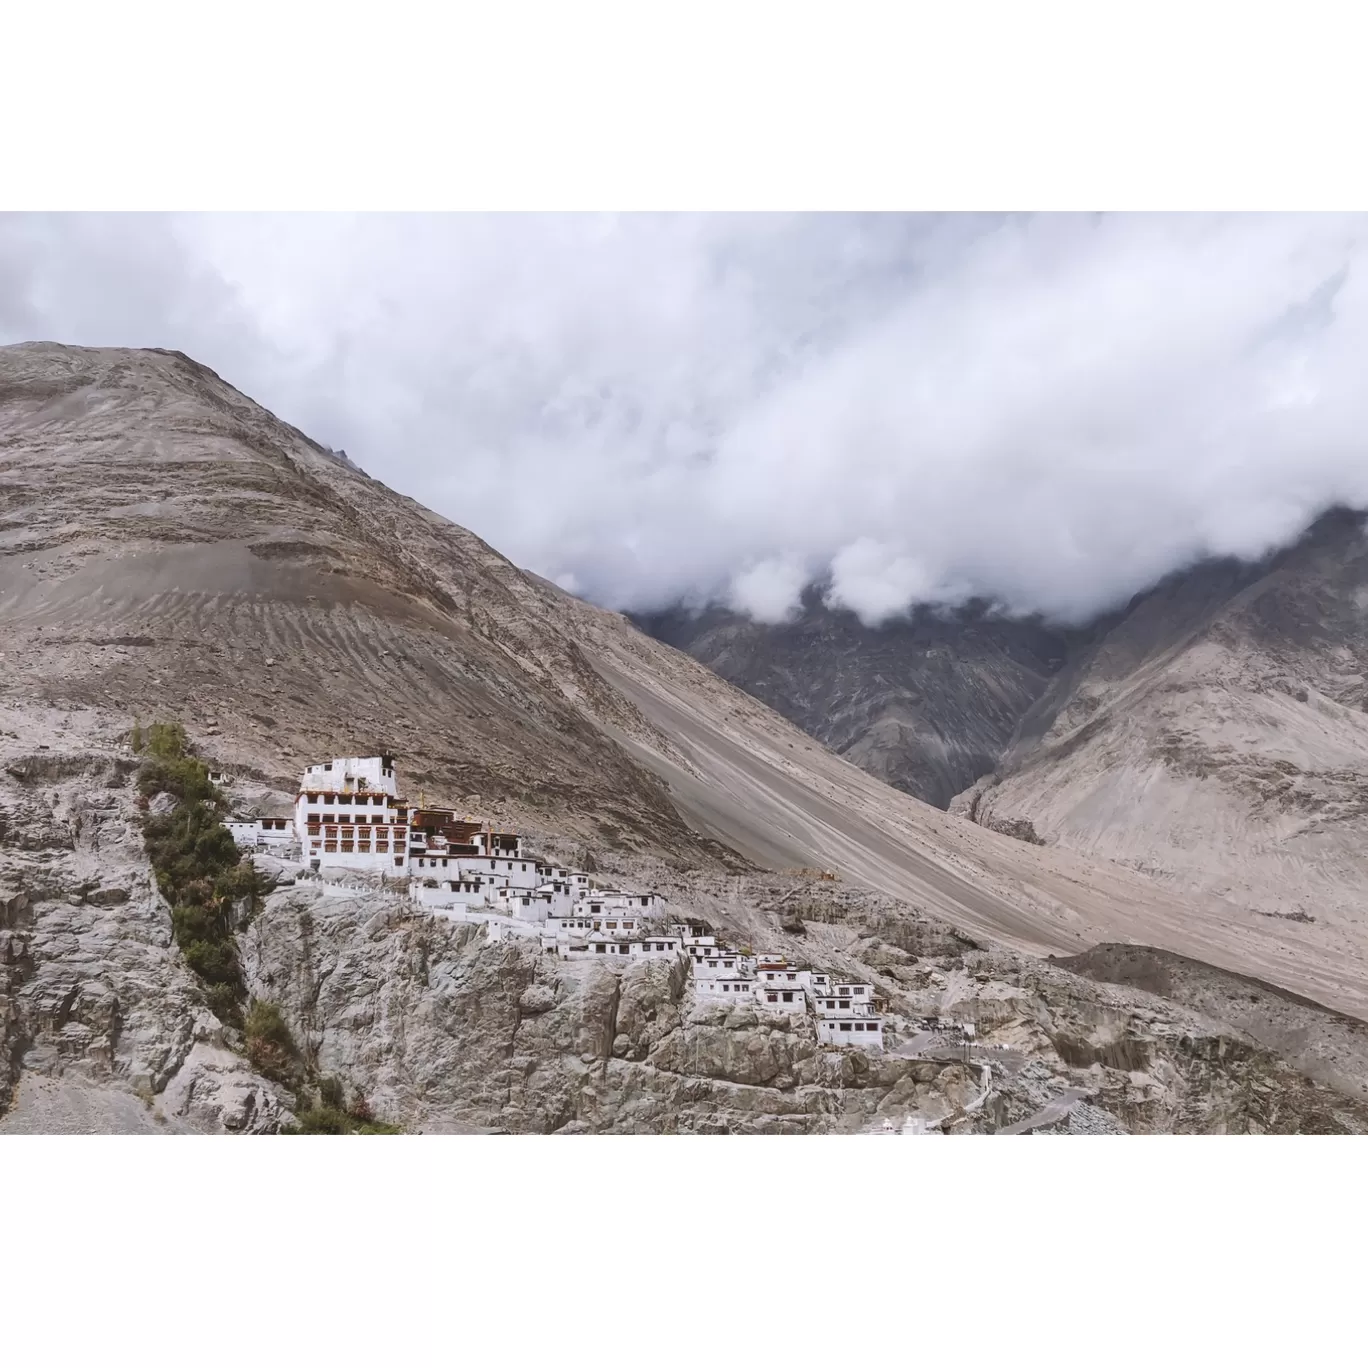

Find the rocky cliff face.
[
  {"left": 0, "top": 711, "right": 292, "bottom": 1133},
  {"left": 230, "top": 853, "right": 1368, "bottom": 1135},
  {"left": 636, "top": 594, "right": 1068, "bottom": 809}
]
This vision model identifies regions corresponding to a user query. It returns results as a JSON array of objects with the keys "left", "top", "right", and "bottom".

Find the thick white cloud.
[
  {"left": 2, "top": 212, "right": 1366, "bottom": 625},
  {"left": 727, "top": 555, "right": 812, "bottom": 624}
]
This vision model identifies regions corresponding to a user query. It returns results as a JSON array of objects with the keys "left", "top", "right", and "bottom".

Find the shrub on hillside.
[
  {"left": 245, "top": 1000, "right": 303, "bottom": 1086},
  {"left": 135, "top": 719, "right": 263, "bottom": 1026}
]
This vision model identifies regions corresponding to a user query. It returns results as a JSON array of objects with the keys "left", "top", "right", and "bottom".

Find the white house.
[
  {"left": 555, "top": 930, "right": 681, "bottom": 963},
  {"left": 757, "top": 966, "right": 807, "bottom": 990},
  {"left": 814, "top": 995, "right": 877, "bottom": 1018},
  {"left": 817, "top": 1016, "right": 884, "bottom": 1050},
  {"left": 227, "top": 816, "right": 294, "bottom": 850},
  {"left": 691, "top": 949, "right": 750, "bottom": 978},
  {"left": 535, "top": 882, "right": 577, "bottom": 917},
  {"left": 471, "top": 828, "right": 524, "bottom": 859},
  {"left": 410, "top": 878, "right": 491, "bottom": 910},
  {"left": 695, "top": 976, "right": 760, "bottom": 1003},
  {"left": 543, "top": 914, "right": 596, "bottom": 939},
  {"left": 563, "top": 933, "right": 636, "bottom": 961},
  {"left": 627, "top": 936, "right": 682, "bottom": 959},
  {"left": 302, "top": 755, "right": 398, "bottom": 796},
  {"left": 492, "top": 887, "right": 555, "bottom": 923},
  {"left": 835, "top": 983, "right": 876, "bottom": 1006},
  {"left": 453, "top": 854, "right": 542, "bottom": 889},
  {"left": 589, "top": 890, "right": 666, "bottom": 914},
  {"left": 573, "top": 909, "right": 656, "bottom": 938},
  {"left": 754, "top": 982, "right": 807, "bottom": 1014}
]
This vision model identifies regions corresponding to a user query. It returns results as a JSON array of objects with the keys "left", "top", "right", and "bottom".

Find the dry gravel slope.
[
  {"left": 957, "top": 510, "right": 1368, "bottom": 987},
  {"left": 2, "top": 342, "right": 1365, "bottom": 1023}
]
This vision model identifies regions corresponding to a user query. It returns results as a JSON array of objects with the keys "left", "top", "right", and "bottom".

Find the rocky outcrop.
[
  {"left": 0, "top": 720, "right": 292, "bottom": 1133},
  {"left": 236, "top": 885, "right": 941, "bottom": 1133}
]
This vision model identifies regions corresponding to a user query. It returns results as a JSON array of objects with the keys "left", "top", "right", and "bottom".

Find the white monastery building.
[{"left": 235, "top": 756, "right": 885, "bottom": 1051}]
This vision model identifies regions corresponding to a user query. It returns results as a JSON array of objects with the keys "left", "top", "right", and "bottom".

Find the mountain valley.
[{"left": 4, "top": 341, "right": 1368, "bottom": 1133}]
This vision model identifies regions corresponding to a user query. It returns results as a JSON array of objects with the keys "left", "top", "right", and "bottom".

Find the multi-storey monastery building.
[{"left": 229, "top": 757, "right": 885, "bottom": 1051}]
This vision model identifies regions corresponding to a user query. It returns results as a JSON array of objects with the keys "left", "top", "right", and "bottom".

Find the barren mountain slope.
[
  {"left": 0, "top": 342, "right": 720, "bottom": 867},
  {"left": 2, "top": 343, "right": 1366, "bottom": 1027},
  {"left": 955, "top": 510, "right": 1368, "bottom": 943},
  {"left": 635, "top": 595, "right": 1069, "bottom": 807}
]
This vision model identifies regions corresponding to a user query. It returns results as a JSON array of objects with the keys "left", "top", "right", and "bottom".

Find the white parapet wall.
[{"left": 425, "top": 905, "right": 540, "bottom": 938}]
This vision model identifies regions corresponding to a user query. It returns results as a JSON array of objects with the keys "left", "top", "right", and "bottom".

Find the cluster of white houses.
[
  {"left": 229, "top": 757, "right": 884, "bottom": 1050},
  {"left": 682, "top": 934, "right": 884, "bottom": 1049}
]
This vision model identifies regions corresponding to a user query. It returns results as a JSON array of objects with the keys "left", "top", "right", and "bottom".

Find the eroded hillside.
[{"left": 955, "top": 511, "right": 1368, "bottom": 945}]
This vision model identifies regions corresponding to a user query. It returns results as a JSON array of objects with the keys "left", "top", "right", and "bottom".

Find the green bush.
[
  {"left": 284, "top": 1077, "right": 402, "bottom": 1135},
  {"left": 136, "top": 720, "right": 259, "bottom": 1024},
  {"left": 291, "top": 1105, "right": 352, "bottom": 1135},
  {"left": 318, "top": 1075, "right": 345, "bottom": 1110},
  {"left": 245, "top": 1000, "right": 302, "bottom": 1086},
  {"left": 146, "top": 720, "right": 190, "bottom": 760},
  {"left": 288, "top": 1104, "right": 402, "bottom": 1136}
]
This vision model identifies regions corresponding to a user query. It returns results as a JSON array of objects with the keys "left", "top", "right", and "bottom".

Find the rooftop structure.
[{"left": 302, "top": 755, "right": 398, "bottom": 797}]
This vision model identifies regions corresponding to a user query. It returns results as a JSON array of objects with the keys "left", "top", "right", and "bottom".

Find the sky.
[{"left": 3, "top": 211, "right": 1367, "bottom": 626}]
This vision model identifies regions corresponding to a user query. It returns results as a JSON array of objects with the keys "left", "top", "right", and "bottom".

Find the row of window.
[
  {"left": 303, "top": 793, "right": 397, "bottom": 807},
  {"left": 831, "top": 1022, "right": 880, "bottom": 1033},
  {"left": 307, "top": 815, "right": 397, "bottom": 826}
]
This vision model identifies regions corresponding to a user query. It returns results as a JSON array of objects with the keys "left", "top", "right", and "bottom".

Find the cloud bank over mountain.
[{"left": 4, "top": 212, "right": 1366, "bottom": 625}]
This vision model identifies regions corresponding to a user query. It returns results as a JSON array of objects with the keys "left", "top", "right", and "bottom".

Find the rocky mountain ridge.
[
  {"left": 954, "top": 508, "right": 1368, "bottom": 935},
  {"left": 635, "top": 591, "right": 1070, "bottom": 808}
]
